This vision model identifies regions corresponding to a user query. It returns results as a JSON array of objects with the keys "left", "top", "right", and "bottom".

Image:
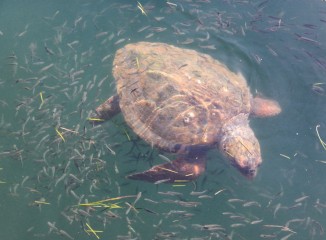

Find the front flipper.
[
  {"left": 127, "top": 155, "right": 206, "bottom": 183},
  {"left": 250, "top": 96, "right": 281, "bottom": 118},
  {"left": 89, "top": 95, "right": 120, "bottom": 124}
]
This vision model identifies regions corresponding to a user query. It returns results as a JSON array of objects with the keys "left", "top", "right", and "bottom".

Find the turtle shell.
[{"left": 113, "top": 42, "right": 252, "bottom": 152}]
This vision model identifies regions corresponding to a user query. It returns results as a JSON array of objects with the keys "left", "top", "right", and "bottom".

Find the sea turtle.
[{"left": 90, "top": 42, "right": 281, "bottom": 183}]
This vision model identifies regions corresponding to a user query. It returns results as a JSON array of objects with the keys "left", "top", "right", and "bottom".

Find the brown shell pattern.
[{"left": 113, "top": 42, "right": 251, "bottom": 152}]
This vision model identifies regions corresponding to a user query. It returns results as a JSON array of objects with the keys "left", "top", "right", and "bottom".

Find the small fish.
[
  {"left": 231, "top": 223, "right": 245, "bottom": 228},
  {"left": 263, "top": 224, "right": 296, "bottom": 233},
  {"left": 145, "top": 33, "right": 154, "bottom": 39},
  {"left": 150, "top": 27, "right": 167, "bottom": 32},
  {"left": 266, "top": 44, "right": 278, "bottom": 56},
  {"left": 55, "top": 173, "right": 67, "bottom": 187},
  {"left": 47, "top": 222, "right": 58, "bottom": 233},
  {"left": 144, "top": 198, "right": 159, "bottom": 204},
  {"left": 193, "top": 224, "right": 224, "bottom": 231},
  {"left": 163, "top": 199, "right": 201, "bottom": 207},
  {"left": 251, "top": 219, "right": 263, "bottom": 224},
  {"left": 273, "top": 203, "right": 282, "bottom": 218},
  {"left": 180, "top": 38, "right": 194, "bottom": 45},
  {"left": 228, "top": 198, "right": 245, "bottom": 203},
  {"left": 295, "top": 33, "right": 320, "bottom": 45},
  {"left": 190, "top": 190, "right": 207, "bottom": 196},
  {"left": 198, "top": 195, "right": 213, "bottom": 199},
  {"left": 45, "top": 46, "right": 55, "bottom": 55},
  {"left": 312, "top": 83, "right": 325, "bottom": 95},
  {"left": 38, "top": 63, "right": 54, "bottom": 74},
  {"left": 74, "top": 16, "right": 83, "bottom": 28},
  {"left": 95, "top": 31, "right": 108, "bottom": 38},
  {"left": 158, "top": 191, "right": 183, "bottom": 196},
  {"left": 199, "top": 44, "right": 216, "bottom": 50},
  {"left": 280, "top": 153, "right": 291, "bottom": 159},
  {"left": 260, "top": 234, "right": 277, "bottom": 238},
  {"left": 214, "top": 189, "right": 226, "bottom": 195},
  {"left": 154, "top": 178, "right": 171, "bottom": 184},
  {"left": 101, "top": 54, "right": 111, "bottom": 63},
  {"left": 243, "top": 201, "right": 261, "bottom": 207},
  {"left": 114, "top": 38, "right": 126, "bottom": 45},
  {"left": 17, "top": 30, "right": 28, "bottom": 37},
  {"left": 166, "top": 2, "right": 177, "bottom": 7},
  {"left": 137, "top": 25, "right": 150, "bottom": 32},
  {"left": 280, "top": 233, "right": 295, "bottom": 240},
  {"left": 125, "top": 202, "right": 139, "bottom": 215},
  {"left": 137, "top": 207, "right": 159, "bottom": 215}
]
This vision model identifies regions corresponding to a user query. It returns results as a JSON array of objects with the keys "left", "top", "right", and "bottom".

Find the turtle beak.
[
  {"left": 239, "top": 166, "right": 257, "bottom": 179},
  {"left": 235, "top": 155, "right": 260, "bottom": 179},
  {"left": 227, "top": 153, "right": 260, "bottom": 179}
]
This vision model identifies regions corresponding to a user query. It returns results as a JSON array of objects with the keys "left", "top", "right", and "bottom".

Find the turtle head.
[{"left": 219, "top": 115, "right": 262, "bottom": 179}]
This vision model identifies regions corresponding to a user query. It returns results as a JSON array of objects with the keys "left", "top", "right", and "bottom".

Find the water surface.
[{"left": 0, "top": 0, "right": 326, "bottom": 239}]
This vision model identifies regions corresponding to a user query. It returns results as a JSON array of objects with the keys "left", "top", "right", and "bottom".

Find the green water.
[{"left": 0, "top": 0, "right": 326, "bottom": 239}]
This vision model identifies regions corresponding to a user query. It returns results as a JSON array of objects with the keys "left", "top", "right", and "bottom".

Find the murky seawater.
[{"left": 0, "top": 0, "right": 326, "bottom": 239}]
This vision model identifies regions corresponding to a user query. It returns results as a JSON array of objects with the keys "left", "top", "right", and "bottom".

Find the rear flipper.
[
  {"left": 127, "top": 155, "right": 206, "bottom": 183},
  {"left": 89, "top": 95, "right": 120, "bottom": 124}
]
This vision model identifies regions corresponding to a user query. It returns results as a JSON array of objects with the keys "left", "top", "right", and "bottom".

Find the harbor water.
[{"left": 0, "top": 0, "right": 326, "bottom": 239}]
